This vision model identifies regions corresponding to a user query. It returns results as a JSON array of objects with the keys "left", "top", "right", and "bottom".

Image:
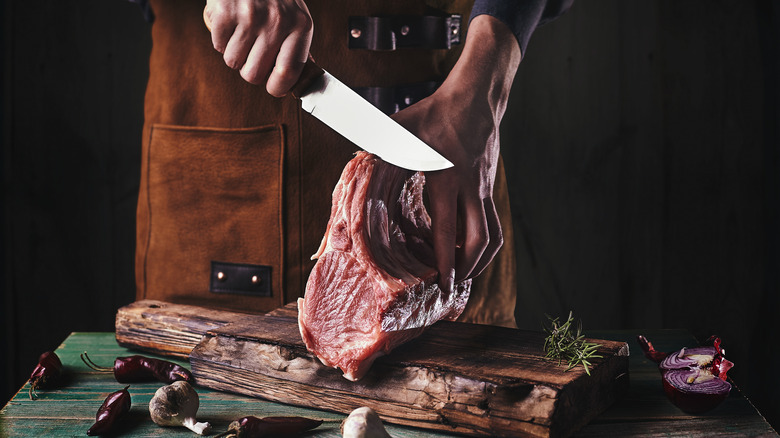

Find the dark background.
[{"left": 2, "top": 0, "right": 778, "bottom": 431}]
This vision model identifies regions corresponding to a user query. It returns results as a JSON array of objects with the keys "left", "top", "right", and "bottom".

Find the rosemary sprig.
[{"left": 542, "top": 311, "right": 602, "bottom": 375}]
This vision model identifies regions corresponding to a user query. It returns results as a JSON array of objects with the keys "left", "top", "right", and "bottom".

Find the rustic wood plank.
[
  {"left": 116, "top": 300, "right": 629, "bottom": 437},
  {"left": 114, "top": 300, "right": 248, "bottom": 358},
  {"left": 219, "top": 312, "right": 627, "bottom": 387},
  {"left": 189, "top": 309, "right": 629, "bottom": 437},
  {"left": 114, "top": 300, "right": 301, "bottom": 357}
]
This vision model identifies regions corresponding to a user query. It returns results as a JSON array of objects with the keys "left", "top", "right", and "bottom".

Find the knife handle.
[
  {"left": 290, "top": 56, "right": 325, "bottom": 99},
  {"left": 203, "top": 6, "right": 324, "bottom": 99}
]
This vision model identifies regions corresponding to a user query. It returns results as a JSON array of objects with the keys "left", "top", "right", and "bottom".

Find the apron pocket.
[{"left": 142, "top": 124, "right": 285, "bottom": 312}]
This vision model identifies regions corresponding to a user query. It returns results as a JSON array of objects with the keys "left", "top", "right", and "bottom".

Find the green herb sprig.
[{"left": 543, "top": 311, "right": 602, "bottom": 375}]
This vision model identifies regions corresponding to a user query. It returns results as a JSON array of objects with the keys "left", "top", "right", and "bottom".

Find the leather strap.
[
  {"left": 348, "top": 14, "right": 462, "bottom": 50},
  {"left": 210, "top": 261, "right": 272, "bottom": 297},
  {"left": 354, "top": 81, "right": 440, "bottom": 115}
]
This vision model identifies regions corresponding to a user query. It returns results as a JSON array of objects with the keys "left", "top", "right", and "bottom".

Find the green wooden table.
[{"left": 1, "top": 330, "right": 777, "bottom": 437}]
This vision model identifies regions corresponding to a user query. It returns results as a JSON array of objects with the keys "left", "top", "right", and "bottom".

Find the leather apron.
[{"left": 136, "top": 0, "right": 518, "bottom": 327}]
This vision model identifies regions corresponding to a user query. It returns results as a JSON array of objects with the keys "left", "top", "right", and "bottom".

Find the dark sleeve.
[
  {"left": 129, "top": 0, "right": 155, "bottom": 23},
  {"left": 469, "top": 0, "right": 574, "bottom": 54}
]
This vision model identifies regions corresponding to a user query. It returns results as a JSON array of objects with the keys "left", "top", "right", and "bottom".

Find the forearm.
[{"left": 444, "top": 15, "right": 522, "bottom": 128}]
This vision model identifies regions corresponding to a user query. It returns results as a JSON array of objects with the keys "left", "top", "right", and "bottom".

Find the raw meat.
[{"left": 298, "top": 152, "right": 471, "bottom": 381}]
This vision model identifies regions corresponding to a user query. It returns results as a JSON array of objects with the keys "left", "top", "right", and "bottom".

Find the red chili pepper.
[
  {"left": 28, "top": 351, "right": 63, "bottom": 400},
  {"left": 81, "top": 352, "right": 193, "bottom": 384},
  {"left": 636, "top": 335, "right": 669, "bottom": 363},
  {"left": 214, "top": 416, "right": 323, "bottom": 438},
  {"left": 87, "top": 385, "right": 132, "bottom": 436}
]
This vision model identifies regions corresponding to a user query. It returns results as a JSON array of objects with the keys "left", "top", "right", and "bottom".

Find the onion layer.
[{"left": 659, "top": 346, "right": 717, "bottom": 370}]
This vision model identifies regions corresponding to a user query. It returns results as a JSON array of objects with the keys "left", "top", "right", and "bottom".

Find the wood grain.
[
  {"left": 115, "top": 300, "right": 244, "bottom": 357},
  {"left": 117, "top": 300, "right": 629, "bottom": 437}
]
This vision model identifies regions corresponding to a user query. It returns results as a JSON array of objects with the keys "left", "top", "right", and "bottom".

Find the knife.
[
  {"left": 289, "top": 59, "right": 453, "bottom": 171},
  {"left": 203, "top": 10, "right": 453, "bottom": 172}
]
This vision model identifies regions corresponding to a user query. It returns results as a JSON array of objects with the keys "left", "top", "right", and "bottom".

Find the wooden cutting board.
[{"left": 115, "top": 300, "right": 629, "bottom": 438}]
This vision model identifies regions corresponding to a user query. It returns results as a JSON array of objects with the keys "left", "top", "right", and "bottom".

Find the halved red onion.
[
  {"left": 638, "top": 335, "right": 734, "bottom": 414},
  {"left": 662, "top": 368, "right": 732, "bottom": 413}
]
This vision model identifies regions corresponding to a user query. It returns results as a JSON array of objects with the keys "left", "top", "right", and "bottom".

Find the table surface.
[{"left": 1, "top": 329, "right": 777, "bottom": 437}]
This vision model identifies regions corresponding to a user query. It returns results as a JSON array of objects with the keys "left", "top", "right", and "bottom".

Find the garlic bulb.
[
  {"left": 149, "top": 381, "right": 211, "bottom": 435},
  {"left": 341, "top": 407, "right": 392, "bottom": 438}
]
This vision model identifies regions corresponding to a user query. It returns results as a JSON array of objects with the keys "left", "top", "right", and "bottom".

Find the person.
[{"left": 132, "top": 0, "right": 572, "bottom": 328}]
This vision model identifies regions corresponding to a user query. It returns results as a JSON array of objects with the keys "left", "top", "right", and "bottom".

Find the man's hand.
[
  {"left": 205, "top": 0, "right": 313, "bottom": 96},
  {"left": 392, "top": 15, "right": 522, "bottom": 292}
]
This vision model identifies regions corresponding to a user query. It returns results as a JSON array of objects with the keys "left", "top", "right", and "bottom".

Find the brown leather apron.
[{"left": 136, "top": 0, "right": 517, "bottom": 327}]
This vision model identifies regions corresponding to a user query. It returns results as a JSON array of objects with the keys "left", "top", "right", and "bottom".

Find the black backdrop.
[{"left": 2, "top": 0, "right": 778, "bottom": 430}]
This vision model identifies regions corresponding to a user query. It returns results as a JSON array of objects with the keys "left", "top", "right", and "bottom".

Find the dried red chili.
[
  {"left": 81, "top": 352, "right": 193, "bottom": 384},
  {"left": 636, "top": 335, "right": 670, "bottom": 363},
  {"left": 28, "top": 351, "right": 63, "bottom": 400},
  {"left": 86, "top": 385, "right": 132, "bottom": 436},
  {"left": 214, "top": 416, "right": 323, "bottom": 438}
]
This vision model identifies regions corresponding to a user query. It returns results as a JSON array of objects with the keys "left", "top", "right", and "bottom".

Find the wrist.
[{"left": 443, "top": 15, "right": 521, "bottom": 123}]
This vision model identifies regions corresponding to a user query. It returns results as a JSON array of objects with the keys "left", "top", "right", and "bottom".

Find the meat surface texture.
[{"left": 298, "top": 152, "right": 471, "bottom": 381}]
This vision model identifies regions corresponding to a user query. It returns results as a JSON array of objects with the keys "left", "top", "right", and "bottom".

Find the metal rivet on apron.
[
  {"left": 350, "top": 28, "right": 362, "bottom": 38},
  {"left": 400, "top": 25, "right": 410, "bottom": 36},
  {"left": 451, "top": 25, "right": 459, "bottom": 36},
  {"left": 251, "top": 275, "right": 261, "bottom": 284},
  {"left": 217, "top": 272, "right": 227, "bottom": 281}
]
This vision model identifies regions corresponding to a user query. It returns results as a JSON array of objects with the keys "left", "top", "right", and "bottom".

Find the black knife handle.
[{"left": 290, "top": 55, "right": 325, "bottom": 99}]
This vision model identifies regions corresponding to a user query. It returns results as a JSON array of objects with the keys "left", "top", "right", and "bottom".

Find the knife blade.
[
  {"left": 203, "top": 9, "right": 452, "bottom": 171},
  {"left": 290, "top": 59, "right": 453, "bottom": 172}
]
